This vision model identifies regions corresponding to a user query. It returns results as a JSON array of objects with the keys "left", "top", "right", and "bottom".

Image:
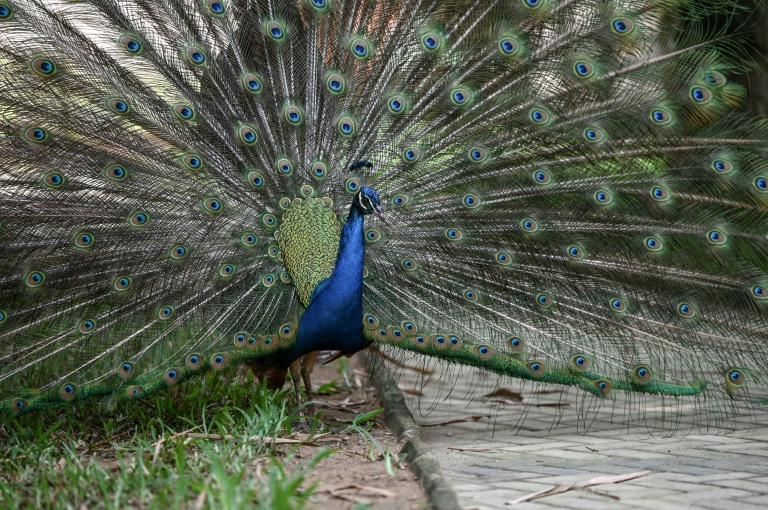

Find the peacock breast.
[{"left": 275, "top": 196, "right": 341, "bottom": 306}]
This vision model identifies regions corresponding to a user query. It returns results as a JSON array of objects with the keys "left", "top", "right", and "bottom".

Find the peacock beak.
[{"left": 374, "top": 204, "right": 387, "bottom": 223}]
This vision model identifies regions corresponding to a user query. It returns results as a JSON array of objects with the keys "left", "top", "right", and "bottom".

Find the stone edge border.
[{"left": 365, "top": 353, "right": 462, "bottom": 510}]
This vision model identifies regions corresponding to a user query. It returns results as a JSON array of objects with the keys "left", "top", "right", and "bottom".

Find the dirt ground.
[{"left": 290, "top": 354, "right": 428, "bottom": 510}]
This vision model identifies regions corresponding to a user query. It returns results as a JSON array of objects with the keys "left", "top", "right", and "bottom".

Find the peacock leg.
[
  {"left": 300, "top": 351, "right": 320, "bottom": 417},
  {"left": 288, "top": 359, "right": 303, "bottom": 406}
]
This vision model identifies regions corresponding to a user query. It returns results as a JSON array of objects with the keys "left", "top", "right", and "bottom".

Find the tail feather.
[{"left": 0, "top": 0, "right": 767, "bottom": 430}]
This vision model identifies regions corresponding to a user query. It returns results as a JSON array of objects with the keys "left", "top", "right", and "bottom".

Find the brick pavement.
[{"left": 394, "top": 361, "right": 768, "bottom": 509}]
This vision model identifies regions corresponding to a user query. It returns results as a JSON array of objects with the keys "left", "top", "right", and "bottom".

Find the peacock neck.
[{"left": 334, "top": 205, "right": 365, "bottom": 286}]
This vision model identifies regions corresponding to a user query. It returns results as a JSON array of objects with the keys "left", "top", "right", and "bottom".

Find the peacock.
[{"left": 1, "top": 0, "right": 768, "bottom": 431}]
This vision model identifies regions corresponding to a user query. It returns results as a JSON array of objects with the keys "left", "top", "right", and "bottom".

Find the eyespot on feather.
[
  {"left": 11, "top": 399, "right": 27, "bottom": 415},
  {"left": 237, "top": 124, "right": 258, "bottom": 145},
  {"left": 507, "top": 336, "right": 525, "bottom": 353},
  {"left": 751, "top": 285, "right": 767, "bottom": 300},
  {"left": 521, "top": 218, "right": 539, "bottom": 232},
  {"left": 610, "top": 298, "right": 627, "bottom": 313},
  {"left": 690, "top": 86, "right": 712, "bottom": 104},
  {"left": 218, "top": 264, "right": 235, "bottom": 279},
  {"left": 677, "top": 302, "right": 697, "bottom": 318},
  {"left": 185, "top": 354, "right": 203, "bottom": 370},
  {"left": 260, "top": 335, "right": 278, "bottom": 351},
  {"left": 474, "top": 345, "right": 494, "bottom": 360},
  {"left": 402, "top": 146, "right": 421, "bottom": 163},
  {"left": 566, "top": 245, "right": 584, "bottom": 260},
  {"left": 118, "top": 362, "right": 135, "bottom": 379},
  {"left": 30, "top": 57, "right": 57, "bottom": 77},
  {"left": 583, "top": 127, "right": 604, "bottom": 142},
  {"left": 201, "top": 197, "right": 224, "bottom": 214},
  {"left": 205, "top": 0, "right": 226, "bottom": 15},
  {"left": 210, "top": 353, "right": 229, "bottom": 370},
  {"left": 420, "top": 32, "right": 443, "bottom": 52},
  {"left": 573, "top": 60, "right": 595, "bottom": 78},
  {"left": 78, "top": 319, "right": 96, "bottom": 334},
  {"left": 498, "top": 36, "right": 519, "bottom": 56},
  {"left": 232, "top": 331, "right": 250, "bottom": 348},
  {"left": 387, "top": 326, "right": 405, "bottom": 342},
  {"left": 104, "top": 163, "right": 128, "bottom": 181},
  {"left": 432, "top": 334, "right": 448, "bottom": 349},
  {"left": 363, "top": 313, "right": 379, "bottom": 329},
  {"left": 467, "top": 147, "right": 487, "bottom": 163},
  {"left": 611, "top": 17, "right": 635, "bottom": 35},
  {"left": 181, "top": 153, "right": 203, "bottom": 170},
  {"left": 59, "top": 383, "right": 77, "bottom": 401},
  {"left": 279, "top": 323, "right": 296, "bottom": 342},
  {"left": 120, "top": 35, "right": 143, "bottom": 54},
  {"left": 73, "top": 231, "right": 95, "bottom": 249},
  {"left": 337, "top": 115, "right": 357, "bottom": 137},
  {"left": 650, "top": 186, "right": 670, "bottom": 202},
  {"left": 164, "top": 367, "right": 181, "bottom": 386},
  {"left": 725, "top": 369, "right": 746, "bottom": 390},
  {"left": 185, "top": 46, "right": 207, "bottom": 66},
  {"left": 569, "top": 355, "right": 590, "bottom": 372},
  {"left": 113, "top": 276, "right": 132, "bottom": 291},
  {"left": 25, "top": 271, "right": 45, "bottom": 288},
  {"left": 24, "top": 125, "right": 50, "bottom": 144},
  {"left": 594, "top": 379, "right": 613, "bottom": 396},
  {"left": 526, "top": 361, "right": 546, "bottom": 377},
  {"left": 712, "top": 159, "right": 733, "bottom": 174},
  {"left": 448, "top": 335, "right": 462, "bottom": 350},
  {"left": 529, "top": 108, "right": 550, "bottom": 124},
  {"left": 170, "top": 244, "right": 188, "bottom": 260},
  {"left": 445, "top": 228, "right": 463, "bottom": 240},
  {"left": 283, "top": 105, "right": 304, "bottom": 125},
  {"left": 275, "top": 158, "right": 293, "bottom": 176},
  {"left": 107, "top": 98, "right": 131, "bottom": 115},
  {"left": 593, "top": 189, "right": 612, "bottom": 205},
  {"left": 242, "top": 73, "right": 263, "bottom": 94},
  {"left": 349, "top": 37, "right": 371, "bottom": 59},
  {"left": 632, "top": 365, "right": 652, "bottom": 384},
  {"left": 126, "top": 385, "right": 145, "bottom": 399},
  {"left": 326, "top": 72, "right": 346, "bottom": 94}
]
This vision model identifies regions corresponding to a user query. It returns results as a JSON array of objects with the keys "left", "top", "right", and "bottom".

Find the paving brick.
[{"left": 394, "top": 359, "right": 768, "bottom": 509}]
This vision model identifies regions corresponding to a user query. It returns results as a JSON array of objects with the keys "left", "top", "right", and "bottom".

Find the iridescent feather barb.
[{"left": 0, "top": 0, "right": 767, "bottom": 432}]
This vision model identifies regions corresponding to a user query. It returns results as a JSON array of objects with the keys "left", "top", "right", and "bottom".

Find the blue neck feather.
[{"left": 284, "top": 204, "right": 368, "bottom": 363}]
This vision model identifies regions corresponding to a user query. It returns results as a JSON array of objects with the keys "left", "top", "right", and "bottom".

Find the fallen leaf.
[
  {"left": 585, "top": 471, "right": 651, "bottom": 487},
  {"left": 421, "top": 415, "right": 488, "bottom": 427},
  {"left": 484, "top": 389, "right": 524, "bottom": 401},
  {"left": 397, "top": 384, "right": 424, "bottom": 396},
  {"left": 506, "top": 470, "right": 650, "bottom": 505},
  {"left": 507, "top": 485, "right": 571, "bottom": 505},
  {"left": 323, "top": 484, "right": 395, "bottom": 498}
]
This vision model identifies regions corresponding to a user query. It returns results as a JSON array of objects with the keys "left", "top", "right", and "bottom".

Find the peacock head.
[{"left": 353, "top": 186, "right": 384, "bottom": 219}]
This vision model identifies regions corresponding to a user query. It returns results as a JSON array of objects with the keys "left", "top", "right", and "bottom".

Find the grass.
[{"left": 0, "top": 369, "right": 379, "bottom": 509}]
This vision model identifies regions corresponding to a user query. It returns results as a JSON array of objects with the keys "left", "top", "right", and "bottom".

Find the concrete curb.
[{"left": 366, "top": 354, "right": 462, "bottom": 510}]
